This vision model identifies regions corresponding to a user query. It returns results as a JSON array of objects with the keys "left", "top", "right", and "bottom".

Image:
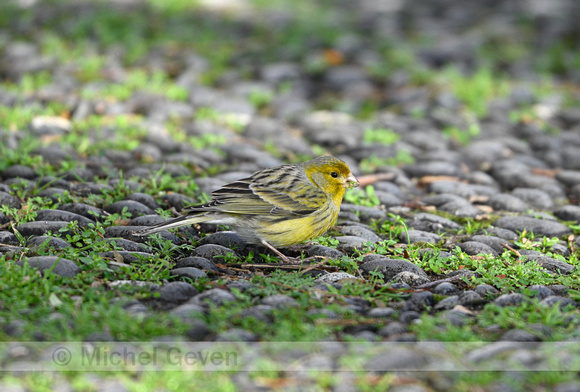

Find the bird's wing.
[{"left": 184, "top": 171, "right": 327, "bottom": 216}]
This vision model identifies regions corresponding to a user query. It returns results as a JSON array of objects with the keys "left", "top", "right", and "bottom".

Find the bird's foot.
[{"left": 260, "top": 239, "right": 302, "bottom": 264}]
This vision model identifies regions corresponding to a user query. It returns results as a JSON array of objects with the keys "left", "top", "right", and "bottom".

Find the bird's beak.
[{"left": 346, "top": 174, "right": 359, "bottom": 188}]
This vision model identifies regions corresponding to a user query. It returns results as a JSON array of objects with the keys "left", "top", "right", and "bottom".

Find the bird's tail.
[{"left": 132, "top": 213, "right": 211, "bottom": 236}]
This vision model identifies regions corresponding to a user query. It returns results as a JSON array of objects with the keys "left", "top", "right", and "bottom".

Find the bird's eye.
[{"left": 330, "top": 172, "right": 338, "bottom": 178}]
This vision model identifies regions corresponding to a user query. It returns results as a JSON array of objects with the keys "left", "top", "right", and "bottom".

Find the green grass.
[
  {"left": 363, "top": 128, "right": 400, "bottom": 146},
  {"left": 344, "top": 185, "right": 380, "bottom": 207},
  {"left": 359, "top": 152, "right": 415, "bottom": 173},
  {"left": 412, "top": 298, "right": 578, "bottom": 342},
  {"left": 441, "top": 66, "right": 511, "bottom": 118},
  {"left": 413, "top": 246, "right": 580, "bottom": 290}
]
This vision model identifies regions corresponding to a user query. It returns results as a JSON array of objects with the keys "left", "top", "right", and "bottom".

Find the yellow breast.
[{"left": 257, "top": 205, "right": 339, "bottom": 247}]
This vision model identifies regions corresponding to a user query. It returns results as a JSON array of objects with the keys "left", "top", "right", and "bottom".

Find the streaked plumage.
[{"left": 133, "top": 156, "right": 359, "bottom": 262}]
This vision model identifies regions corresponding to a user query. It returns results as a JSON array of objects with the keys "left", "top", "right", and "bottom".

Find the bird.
[{"left": 133, "top": 156, "right": 359, "bottom": 262}]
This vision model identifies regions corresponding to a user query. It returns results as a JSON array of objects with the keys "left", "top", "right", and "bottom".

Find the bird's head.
[{"left": 303, "top": 156, "right": 359, "bottom": 204}]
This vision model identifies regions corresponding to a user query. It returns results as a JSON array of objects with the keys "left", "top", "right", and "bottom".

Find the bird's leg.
[{"left": 260, "top": 239, "right": 300, "bottom": 264}]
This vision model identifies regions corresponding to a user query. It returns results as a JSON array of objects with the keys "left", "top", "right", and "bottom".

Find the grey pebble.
[
  {"left": 403, "top": 230, "right": 442, "bottom": 244},
  {"left": 553, "top": 382, "right": 580, "bottom": 392},
  {"left": 102, "top": 238, "right": 149, "bottom": 252},
  {"left": 432, "top": 282, "right": 459, "bottom": 295},
  {"left": 0, "top": 191, "right": 22, "bottom": 209},
  {"left": 465, "top": 341, "right": 525, "bottom": 363},
  {"left": 125, "top": 302, "right": 149, "bottom": 315},
  {"left": 418, "top": 249, "right": 453, "bottom": 260},
  {"left": 186, "top": 319, "right": 211, "bottom": 341},
  {"left": 429, "top": 181, "right": 497, "bottom": 198},
  {"left": 444, "top": 310, "right": 470, "bottom": 327},
  {"left": 32, "top": 146, "right": 74, "bottom": 165},
  {"left": 494, "top": 216, "right": 572, "bottom": 238},
  {"left": 360, "top": 255, "right": 428, "bottom": 281},
  {"left": 174, "top": 256, "right": 218, "bottom": 271},
  {"left": 58, "top": 203, "right": 107, "bottom": 221},
  {"left": 474, "top": 284, "right": 500, "bottom": 297},
  {"left": 494, "top": 293, "right": 527, "bottom": 307},
  {"left": 527, "top": 285, "right": 554, "bottom": 299},
  {"left": 351, "top": 330, "right": 380, "bottom": 342},
  {"left": 467, "top": 235, "right": 509, "bottom": 254},
  {"left": 192, "top": 244, "right": 239, "bottom": 263},
  {"left": 487, "top": 193, "right": 529, "bottom": 212},
  {"left": 338, "top": 225, "right": 382, "bottom": 243},
  {"left": 548, "top": 285, "right": 569, "bottom": 296},
  {"left": 540, "top": 296, "right": 577, "bottom": 310},
  {"left": 62, "top": 168, "right": 95, "bottom": 182},
  {"left": 191, "top": 288, "right": 236, "bottom": 306},
  {"left": 238, "top": 307, "right": 273, "bottom": 323},
  {"left": 158, "top": 282, "right": 199, "bottom": 302},
  {"left": 108, "top": 178, "right": 143, "bottom": 191},
  {"left": 390, "top": 271, "right": 431, "bottom": 287},
  {"left": 2, "top": 164, "right": 37, "bottom": 179},
  {"left": 511, "top": 188, "right": 554, "bottom": 209},
  {"left": 399, "top": 310, "right": 422, "bottom": 324},
  {"left": 367, "top": 307, "right": 396, "bottom": 318},
  {"left": 105, "top": 200, "right": 154, "bottom": 217},
  {"left": 3, "top": 178, "right": 32, "bottom": 190},
  {"left": 169, "top": 267, "right": 207, "bottom": 280},
  {"left": 306, "top": 245, "right": 344, "bottom": 259},
  {"left": 162, "top": 193, "right": 196, "bottom": 210},
  {"left": 314, "top": 272, "right": 360, "bottom": 284},
  {"left": 374, "top": 190, "right": 404, "bottom": 207},
  {"left": 434, "top": 296, "right": 459, "bottom": 311},
  {"left": 35, "top": 209, "right": 94, "bottom": 227},
  {"left": 336, "top": 235, "right": 371, "bottom": 252},
  {"left": 27, "top": 236, "right": 71, "bottom": 250},
  {"left": 553, "top": 205, "right": 580, "bottom": 224},
  {"left": 199, "top": 231, "right": 247, "bottom": 250},
  {"left": 550, "top": 243, "right": 571, "bottom": 257},
  {"left": 226, "top": 280, "right": 258, "bottom": 293},
  {"left": 404, "top": 161, "right": 463, "bottom": 178},
  {"left": 70, "top": 183, "right": 112, "bottom": 197},
  {"left": 499, "top": 329, "right": 541, "bottom": 342},
  {"left": 411, "top": 212, "right": 463, "bottom": 231},
  {"left": 480, "top": 227, "right": 519, "bottom": 241},
  {"left": 420, "top": 194, "right": 483, "bottom": 218},
  {"left": 128, "top": 215, "right": 166, "bottom": 226},
  {"left": 524, "top": 255, "right": 574, "bottom": 274},
  {"left": 340, "top": 204, "right": 387, "bottom": 222},
  {"left": 556, "top": 170, "right": 580, "bottom": 187},
  {"left": 261, "top": 294, "right": 300, "bottom": 308},
  {"left": 108, "top": 280, "right": 160, "bottom": 291},
  {"left": 35, "top": 175, "right": 70, "bottom": 189},
  {"left": 299, "top": 112, "right": 364, "bottom": 149},
  {"left": 16, "top": 256, "right": 81, "bottom": 277},
  {"left": 307, "top": 308, "right": 340, "bottom": 319},
  {"left": 105, "top": 226, "right": 180, "bottom": 244},
  {"left": 170, "top": 303, "right": 206, "bottom": 320},
  {"left": 458, "top": 290, "right": 484, "bottom": 306},
  {"left": 0, "top": 231, "right": 19, "bottom": 245},
  {"left": 215, "top": 328, "right": 258, "bottom": 342},
  {"left": 126, "top": 192, "right": 159, "bottom": 211},
  {"left": 378, "top": 321, "right": 408, "bottom": 338},
  {"left": 3, "top": 320, "right": 27, "bottom": 337},
  {"left": 339, "top": 305, "right": 366, "bottom": 316},
  {"left": 365, "top": 347, "right": 426, "bottom": 370},
  {"left": 99, "top": 251, "right": 154, "bottom": 264},
  {"left": 459, "top": 241, "right": 498, "bottom": 256},
  {"left": 406, "top": 291, "right": 434, "bottom": 311}
]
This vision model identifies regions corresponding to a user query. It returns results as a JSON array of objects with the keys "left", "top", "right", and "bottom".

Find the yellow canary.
[{"left": 134, "top": 156, "right": 359, "bottom": 262}]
